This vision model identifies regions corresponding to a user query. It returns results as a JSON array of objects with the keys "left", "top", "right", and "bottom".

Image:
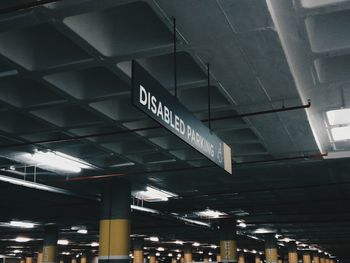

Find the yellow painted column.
[
  {"left": 26, "top": 257, "right": 33, "bottom": 263},
  {"left": 303, "top": 252, "right": 311, "bottom": 263},
  {"left": 149, "top": 251, "right": 156, "bottom": 263},
  {"left": 325, "top": 258, "right": 330, "bottom": 263},
  {"left": 81, "top": 255, "right": 87, "bottom": 263},
  {"left": 255, "top": 255, "right": 261, "bottom": 263},
  {"left": 278, "top": 259, "right": 282, "bottom": 263},
  {"left": 220, "top": 218, "right": 237, "bottom": 262},
  {"left": 37, "top": 252, "right": 43, "bottom": 263},
  {"left": 72, "top": 259, "right": 77, "bottom": 263},
  {"left": 265, "top": 234, "right": 278, "bottom": 263},
  {"left": 313, "top": 254, "right": 320, "bottom": 263},
  {"left": 132, "top": 238, "right": 144, "bottom": 263},
  {"left": 216, "top": 255, "right": 222, "bottom": 262},
  {"left": 59, "top": 259, "right": 64, "bottom": 263},
  {"left": 21, "top": 258, "right": 26, "bottom": 263},
  {"left": 288, "top": 243, "right": 298, "bottom": 263},
  {"left": 184, "top": 244, "right": 192, "bottom": 263},
  {"left": 320, "top": 257, "right": 326, "bottom": 263},
  {"left": 99, "top": 179, "right": 131, "bottom": 263},
  {"left": 172, "top": 258, "right": 177, "bottom": 263},
  {"left": 238, "top": 254, "right": 245, "bottom": 263},
  {"left": 43, "top": 226, "right": 58, "bottom": 263}
]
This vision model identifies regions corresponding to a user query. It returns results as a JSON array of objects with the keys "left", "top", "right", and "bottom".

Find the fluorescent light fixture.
[
  {"left": 279, "top": 237, "right": 294, "bottom": 242},
  {"left": 175, "top": 217, "right": 211, "bottom": 227},
  {"left": 157, "top": 247, "right": 165, "bottom": 252},
  {"left": 57, "top": 239, "right": 69, "bottom": 245},
  {"left": 208, "top": 252, "right": 213, "bottom": 256},
  {"left": 238, "top": 222, "right": 247, "bottom": 228},
  {"left": 254, "top": 228, "right": 274, "bottom": 234},
  {"left": 13, "top": 250, "right": 22, "bottom": 254},
  {"left": 327, "top": 108, "right": 350, "bottom": 125},
  {"left": 77, "top": 229, "right": 88, "bottom": 234},
  {"left": 198, "top": 251, "right": 204, "bottom": 254},
  {"left": 15, "top": 237, "right": 31, "bottom": 243},
  {"left": 168, "top": 253, "right": 173, "bottom": 257},
  {"left": 331, "top": 126, "right": 350, "bottom": 141},
  {"left": 132, "top": 186, "right": 177, "bottom": 202},
  {"left": 149, "top": 236, "right": 159, "bottom": 242},
  {"left": 252, "top": 250, "right": 257, "bottom": 254},
  {"left": 26, "top": 150, "right": 91, "bottom": 173},
  {"left": 177, "top": 254, "right": 182, "bottom": 257},
  {"left": 10, "top": 221, "right": 34, "bottom": 229},
  {"left": 210, "top": 245, "right": 217, "bottom": 249},
  {"left": 195, "top": 209, "right": 227, "bottom": 218},
  {"left": 175, "top": 240, "right": 183, "bottom": 245},
  {"left": 131, "top": 205, "right": 159, "bottom": 214},
  {"left": 192, "top": 242, "right": 200, "bottom": 247},
  {"left": 156, "top": 253, "right": 160, "bottom": 257},
  {"left": 90, "top": 242, "right": 99, "bottom": 247}
]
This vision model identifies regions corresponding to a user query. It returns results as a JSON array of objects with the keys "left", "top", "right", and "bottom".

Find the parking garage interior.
[{"left": 0, "top": 1, "right": 349, "bottom": 263}]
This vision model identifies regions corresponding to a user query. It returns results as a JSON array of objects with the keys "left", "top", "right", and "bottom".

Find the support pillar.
[
  {"left": 98, "top": 179, "right": 131, "bottom": 263},
  {"left": 238, "top": 254, "right": 244, "bottom": 263},
  {"left": 149, "top": 250, "right": 156, "bottom": 263},
  {"left": 71, "top": 259, "right": 77, "bottom": 263},
  {"left": 26, "top": 256, "right": 33, "bottom": 263},
  {"left": 255, "top": 255, "right": 261, "bottom": 263},
  {"left": 81, "top": 255, "right": 87, "bottom": 263},
  {"left": 265, "top": 234, "right": 278, "bottom": 263},
  {"left": 313, "top": 253, "right": 320, "bottom": 263},
  {"left": 216, "top": 255, "right": 222, "bottom": 262},
  {"left": 43, "top": 226, "right": 58, "bottom": 263},
  {"left": 37, "top": 252, "right": 43, "bottom": 263},
  {"left": 303, "top": 252, "right": 311, "bottom": 263},
  {"left": 288, "top": 242, "right": 298, "bottom": 263},
  {"left": 219, "top": 218, "right": 237, "bottom": 263},
  {"left": 20, "top": 258, "right": 25, "bottom": 263},
  {"left": 184, "top": 244, "right": 192, "bottom": 263},
  {"left": 132, "top": 238, "right": 144, "bottom": 263}
]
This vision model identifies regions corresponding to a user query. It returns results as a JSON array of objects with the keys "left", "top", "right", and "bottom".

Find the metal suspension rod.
[
  {"left": 173, "top": 17, "right": 177, "bottom": 98},
  {"left": 0, "top": 100, "right": 311, "bottom": 149},
  {"left": 207, "top": 63, "right": 211, "bottom": 130},
  {"left": 0, "top": 0, "right": 61, "bottom": 14}
]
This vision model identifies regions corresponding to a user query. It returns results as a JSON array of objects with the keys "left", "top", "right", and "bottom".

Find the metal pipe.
[
  {"left": 66, "top": 151, "right": 325, "bottom": 182},
  {"left": 173, "top": 17, "right": 177, "bottom": 98},
  {"left": 0, "top": 0, "right": 61, "bottom": 14},
  {"left": 0, "top": 100, "right": 311, "bottom": 149}
]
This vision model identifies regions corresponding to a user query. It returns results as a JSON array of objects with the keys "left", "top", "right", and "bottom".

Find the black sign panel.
[{"left": 131, "top": 61, "right": 232, "bottom": 174}]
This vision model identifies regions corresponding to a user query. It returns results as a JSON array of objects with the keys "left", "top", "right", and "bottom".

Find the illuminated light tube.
[
  {"left": 175, "top": 217, "right": 211, "bottom": 227},
  {"left": 28, "top": 150, "right": 91, "bottom": 173},
  {"left": 195, "top": 209, "right": 227, "bottom": 218},
  {"left": 131, "top": 205, "right": 160, "bottom": 214},
  {"left": 90, "top": 242, "right": 99, "bottom": 247},
  {"left": 10, "top": 221, "right": 34, "bottom": 228},
  {"left": 57, "top": 239, "right": 69, "bottom": 245},
  {"left": 15, "top": 237, "right": 31, "bottom": 243},
  {"left": 132, "top": 186, "right": 177, "bottom": 202}
]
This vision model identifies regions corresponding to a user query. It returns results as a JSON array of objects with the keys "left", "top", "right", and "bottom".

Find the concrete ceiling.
[{"left": 0, "top": 0, "right": 349, "bottom": 262}]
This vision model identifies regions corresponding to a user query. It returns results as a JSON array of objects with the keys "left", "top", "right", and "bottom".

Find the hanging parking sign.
[{"left": 131, "top": 60, "right": 232, "bottom": 174}]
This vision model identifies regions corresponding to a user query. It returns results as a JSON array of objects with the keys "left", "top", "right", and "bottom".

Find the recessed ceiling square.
[{"left": 63, "top": 2, "right": 173, "bottom": 57}]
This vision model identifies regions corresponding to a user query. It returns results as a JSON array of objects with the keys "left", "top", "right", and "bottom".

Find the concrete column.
[
  {"left": 255, "top": 255, "right": 261, "bottom": 263},
  {"left": 43, "top": 226, "right": 58, "bottom": 263},
  {"left": 184, "top": 244, "right": 192, "bottom": 263},
  {"left": 37, "top": 252, "right": 43, "bottom": 263},
  {"left": 98, "top": 179, "right": 131, "bottom": 263},
  {"left": 149, "top": 250, "right": 156, "bottom": 263},
  {"left": 26, "top": 256, "right": 33, "bottom": 263},
  {"left": 303, "top": 252, "right": 311, "bottom": 263},
  {"left": 132, "top": 238, "right": 144, "bottom": 263},
  {"left": 265, "top": 234, "right": 278, "bottom": 263},
  {"left": 313, "top": 253, "right": 320, "bottom": 263},
  {"left": 81, "top": 255, "right": 87, "bottom": 263},
  {"left": 219, "top": 218, "right": 237, "bottom": 263},
  {"left": 216, "top": 255, "right": 222, "bottom": 262},
  {"left": 288, "top": 243, "right": 298, "bottom": 263},
  {"left": 238, "top": 254, "right": 244, "bottom": 263}
]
